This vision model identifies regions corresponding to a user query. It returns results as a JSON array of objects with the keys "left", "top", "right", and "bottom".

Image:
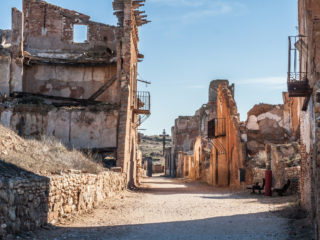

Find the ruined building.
[
  {"left": 166, "top": 75, "right": 304, "bottom": 190},
  {"left": 0, "top": 0, "right": 150, "bottom": 186},
  {"left": 166, "top": 80, "right": 246, "bottom": 188},
  {"left": 243, "top": 97, "right": 302, "bottom": 193},
  {"left": 286, "top": 0, "right": 320, "bottom": 238}
]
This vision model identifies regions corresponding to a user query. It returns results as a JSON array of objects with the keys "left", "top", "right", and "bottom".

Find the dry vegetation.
[
  {"left": 139, "top": 134, "right": 172, "bottom": 165},
  {"left": 0, "top": 124, "right": 103, "bottom": 175}
]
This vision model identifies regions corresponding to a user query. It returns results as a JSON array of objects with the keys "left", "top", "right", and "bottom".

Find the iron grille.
[
  {"left": 135, "top": 91, "right": 150, "bottom": 114},
  {"left": 287, "top": 35, "right": 311, "bottom": 97},
  {"left": 134, "top": 91, "right": 151, "bottom": 126},
  {"left": 208, "top": 118, "right": 226, "bottom": 139}
]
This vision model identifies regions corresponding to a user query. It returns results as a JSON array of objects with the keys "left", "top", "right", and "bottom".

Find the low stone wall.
[
  {"left": 48, "top": 171, "right": 126, "bottom": 223},
  {"left": 251, "top": 168, "right": 265, "bottom": 184},
  {"left": 270, "top": 143, "right": 301, "bottom": 189},
  {"left": 250, "top": 166, "right": 300, "bottom": 194},
  {"left": 0, "top": 170, "right": 126, "bottom": 238},
  {"left": 152, "top": 165, "right": 164, "bottom": 174},
  {"left": 285, "top": 166, "right": 301, "bottom": 194},
  {"left": 0, "top": 173, "right": 49, "bottom": 238}
]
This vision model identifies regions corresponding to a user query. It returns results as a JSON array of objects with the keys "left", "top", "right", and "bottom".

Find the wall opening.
[{"left": 73, "top": 25, "right": 88, "bottom": 43}]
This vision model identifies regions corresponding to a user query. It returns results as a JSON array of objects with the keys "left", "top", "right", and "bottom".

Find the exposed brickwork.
[
  {"left": 295, "top": 1, "right": 320, "bottom": 238},
  {"left": 0, "top": 0, "right": 149, "bottom": 188}
]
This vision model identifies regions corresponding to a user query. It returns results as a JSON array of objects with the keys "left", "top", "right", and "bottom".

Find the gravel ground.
[{"left": 17, "top": 176, "right": 313, "bottom": 240}]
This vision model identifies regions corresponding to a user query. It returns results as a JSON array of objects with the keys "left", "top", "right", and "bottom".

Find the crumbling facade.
[
  {"left": 167, "top": 77, "right": 304, "bottom": 190},
  {"left": 288, "top": 0, "right": 320, "bottom": 238},
  {"left": 0, "top": 0, "right": 150, "bottom": 186},
  {"left": 166, "top": 80, "right": 245, "bottom": 188},
  {"left": 244, "top": 95, "right": 299, "bottom": 168},
  {"left": 167, "top": 80, "right": 230, "bottom": 178},
  {"left": 209, "top": 82, "right": 244, "bottom": 187}
]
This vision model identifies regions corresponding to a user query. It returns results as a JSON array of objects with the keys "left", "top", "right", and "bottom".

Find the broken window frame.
[
  {"left": 73, "top": 24, "right": 89, "bottom": 43},
  {"left": 207, "top": 118, "right": 226, "bottom": 139}
]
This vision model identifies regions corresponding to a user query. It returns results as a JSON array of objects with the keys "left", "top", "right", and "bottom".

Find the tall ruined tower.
[{"left": 113, "top": 0, "right": 149, "bottom": 186}]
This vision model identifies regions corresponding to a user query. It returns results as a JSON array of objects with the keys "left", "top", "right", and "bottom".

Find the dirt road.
[{"left": 21, "top": 176, "right": 313, "bottom": 240}]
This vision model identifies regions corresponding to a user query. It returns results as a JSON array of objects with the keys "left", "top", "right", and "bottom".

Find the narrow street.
[{"left": 23, "top": 176, "right": 311, "bottom": 240}]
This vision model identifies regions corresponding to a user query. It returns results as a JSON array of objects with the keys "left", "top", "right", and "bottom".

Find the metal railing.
[
  {"left": 287, "top": 35, "right": 311, "bottom": 97},
  {"left": 208, "top": 118, "right": 226, "bottom": 139},
  {"left": 134, "top": 91, "right": 151, "bottom": 126},
  {"left": 288, "top": 35, "right": 308, "bottom": 81},
  {"left": 135, "top": 91, "right": 151, "bottom": 114}
]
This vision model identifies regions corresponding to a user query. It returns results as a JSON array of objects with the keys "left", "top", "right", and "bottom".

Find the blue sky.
[{"left": 1, "top": 0, "right": 298, "bottom": 135}]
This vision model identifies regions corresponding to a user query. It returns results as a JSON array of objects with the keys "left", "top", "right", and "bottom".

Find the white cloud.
[
  {"left": 182, "top": 3, "right": 232, "bottom": 21},
  {"left": 149, "top": 0, "right": 247, "bottom": 22},
  {"left": 149, "top": 0, "right": 208, "bottom": 7},
  {"left": 239, "top": 76, "right": 286, "bottom": 85},
  {"left": 238, "top": 76, "right": 286, "bottom": 89}
]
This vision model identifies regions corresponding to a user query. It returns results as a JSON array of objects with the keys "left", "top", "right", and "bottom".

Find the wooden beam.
[
  {"left": 88, "top": 75, "right": 117, "bottom": 101},
  {"left": 80, "top": 147, "right": 117, "bottom": 153},
  {"left": 11, "top": 92, "right": 100, "bottom": 105}
]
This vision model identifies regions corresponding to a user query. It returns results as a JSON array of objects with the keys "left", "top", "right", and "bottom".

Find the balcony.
[
  {"left": 208, "top": 118, "right": 226, "bottom": 139},
  {"left": 134, "top": 91, "right": 151, "bottom": 126},
  {"left": 287, "top": 35, "right": 312, "bottom": 97}
]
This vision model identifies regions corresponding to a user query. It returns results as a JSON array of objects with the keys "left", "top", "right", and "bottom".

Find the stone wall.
[
  {"left": 0, "top": 0, "right": 150, "bottom": 189},
  {"left": 23, "top": 0, "right": 118, "bottom": 53},
  {"left": 152, "top": 165, "right": 164, "bottom": 174},
  {"left": 0, "top": 54, "right": 11, "bottom": 95},
  {"left": 0, "top": 165, "right": 126, "bottom": 238},
  {"left": 172, "top": 116, "right": 200, "bottom": 154},
  {"left": 246, "top": 103, "right": 291, "bottom": 156},
  {"left": 186, "top": 155, "right": 195, "bottom": 180},
  {"left": 48, "top": 171, "right": 126, "bottom": 223},
  {"left": 23, "top": 64, "right": 119, "bottom": 103},
  {"left": 297, "top": 1, "right": 320, "bottom": 238},
  {"left": 251, "top": 168, "right": 266, "bottom": 184},
  {"left": 250, "top": 166, "right": 300, "bottom": 194},
  {"left": 0, "top": 165, "right": 49, "bottom": 238},
  {"left": 169, "top": 81, "right": 245, "bottom": 188},
  {"left": 285, "top": 166, "right": 301, "bottom": 194},
  {"left": 248, "top": 142, "right": 301, "bottom": 193},
  {"left": 113, "top": 0, "right": 149, "bottom": 188},
  {"left": 1, "top": 1, "right": 119, "bottom": 97},
  {"left": 167, "top": 80, "right": 234, "bottom": 178},
  {"left": 269, "top": 143, "right": 301, "bottom": 189},
  {"left": 212, "top": 82, "right": 243, "bottom": 187},
  {"left": 171, "top": 116, "right": 199, "bottom": 177},
  {"left": 21, "top": 0, "right": 120, "bottom": 102}
]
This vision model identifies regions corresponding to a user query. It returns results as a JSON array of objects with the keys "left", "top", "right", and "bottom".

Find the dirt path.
[{"left": 20, "top": 176, "right": 312, "bottom": 240}]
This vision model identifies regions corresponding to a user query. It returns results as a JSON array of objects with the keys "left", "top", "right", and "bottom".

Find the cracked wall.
[
  {"left": 0, "top": 0, "right": 149, "bottom": 189},
  {"left": 167, "top": 80, "right": 245, "bottom": 188},
  {"left": 296, "top": 1, "right": 320, "bottom": 238}
]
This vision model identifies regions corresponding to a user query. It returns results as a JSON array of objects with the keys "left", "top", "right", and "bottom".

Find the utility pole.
[{"left": 160, "top": 129, "right": 169, "bottom": 156}]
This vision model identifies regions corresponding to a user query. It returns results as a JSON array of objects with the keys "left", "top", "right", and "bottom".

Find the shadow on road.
[
  {"left": 30, "top": 211, "right": 313, "bottom": 240},
  {"left": 137, "top": 176, "right": 298, "bottom": 207}
]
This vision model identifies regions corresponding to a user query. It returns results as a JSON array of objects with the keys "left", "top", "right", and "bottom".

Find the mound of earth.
[{"left": 0, "top": 124, "right": 103, "bottom": 176}]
